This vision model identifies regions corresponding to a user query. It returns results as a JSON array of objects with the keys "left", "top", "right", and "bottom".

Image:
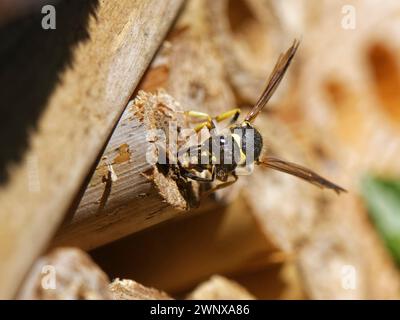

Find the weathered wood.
[
  {"left": 186, "top": 275, "right": 255, "bottom": 300},
  {"left": 206, "top": 0, "right": 298, "bottom": 105},
  {"left": 0, "top": 0, "right": 184, "bottom": 298},
  {"left": 110, "top": 279, "right": 172, "bottom": 300},
  {"left": 17, "top": 247, "right": 112, "bottom": 300},
  {"left": 241, "top": 0, "right": 400, "bottom": 299}
]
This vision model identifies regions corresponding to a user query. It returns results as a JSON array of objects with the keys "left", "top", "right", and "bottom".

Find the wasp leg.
[
  {"left": 184, "top": 110, "right": 212, "bottom": 122},
  {"left": 181, "top": 167, "right": 215, "bottom": 182},
  {"left": 183, "top": 111, "right": 216, "bottom": 133},
  {"left": 202, "top": 173, "right": 238, "bottom": 197},
  {"left": 215, "top": 108, "right": 241, "bottom": 125},
  {"left": 177, "top": 143, "right": 202, "bottom": 162},
  {"left": 194, "top": 121, "right": 214, "bottom": 133}
]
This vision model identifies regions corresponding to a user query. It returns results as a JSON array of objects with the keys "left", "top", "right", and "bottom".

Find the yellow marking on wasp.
[{"left": 231, "top": 133, "right": 247, "bottom": 165}]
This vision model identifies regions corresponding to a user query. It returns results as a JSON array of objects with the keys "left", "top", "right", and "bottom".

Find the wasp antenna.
[
  {"left": 244, "top": 39, "right": 300, "bottom": 123},
  {"left": 257, "top": 156, "right": 347, "bottom": 194}
]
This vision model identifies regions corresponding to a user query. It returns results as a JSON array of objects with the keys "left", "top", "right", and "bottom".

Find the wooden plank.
[{"left": 0, "top": 0, "right": 183, "bottom": 298}]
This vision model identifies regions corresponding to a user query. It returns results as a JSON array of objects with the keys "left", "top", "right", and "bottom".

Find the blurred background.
[{"left": 2, "top": 0, "right": 400, "bottom": 299}]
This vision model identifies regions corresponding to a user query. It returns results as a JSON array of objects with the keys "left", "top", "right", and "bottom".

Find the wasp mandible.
[{"left": 177, "top": 39, "right": 346, "bottom": 195}]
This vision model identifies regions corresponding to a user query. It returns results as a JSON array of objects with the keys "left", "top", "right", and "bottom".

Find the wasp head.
[{"left": 230, "top": 122, "right": 263, "bottom": 162}]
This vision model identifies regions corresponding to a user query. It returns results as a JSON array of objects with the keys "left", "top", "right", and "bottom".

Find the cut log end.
[
  {"left": 110, "top": 279, "right": 172, "bottom": 300},
  {"left": 133, "top": 90, "right": 201, "bottom": 210},
  {"left": 17, "top": 248, "right": 112, "bottom": 300},
  {"left": 186, "top": 275, "right": 256, "bottom": 300}
]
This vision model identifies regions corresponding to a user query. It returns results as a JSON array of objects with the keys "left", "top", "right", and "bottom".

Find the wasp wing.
[
  {"left": 257, "top": 156, "right": 347, "bottom": 194},
  {"left": 244, "top": 39, "right": 300, "bottom": 123}
]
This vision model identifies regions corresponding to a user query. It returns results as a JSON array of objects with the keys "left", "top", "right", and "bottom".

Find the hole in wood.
[
  {"left": 227, "top": 0, "right": 265, "bottom": 56},
  {"left": 324, "top": 78, "right": 363, "bottom": 143},
  {"left": 367, "top": 42, "right": 400, "bottom": 125},
  {"left": 324, "top": 80, "right": 349, "bottom": 110}
]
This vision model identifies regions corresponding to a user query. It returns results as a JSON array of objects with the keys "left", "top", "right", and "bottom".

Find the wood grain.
[{"left": 0, "top": 0, "right": 183, "bottom": 298}]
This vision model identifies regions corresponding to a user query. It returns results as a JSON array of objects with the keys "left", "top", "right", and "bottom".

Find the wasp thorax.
[{"left": 206, "top": 135, "right": 241, "bottom": 167}]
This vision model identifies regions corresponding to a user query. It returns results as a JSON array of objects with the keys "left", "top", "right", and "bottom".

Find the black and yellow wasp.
[{"left": 177, "top": 40, "right": 346, "bottom": 195}]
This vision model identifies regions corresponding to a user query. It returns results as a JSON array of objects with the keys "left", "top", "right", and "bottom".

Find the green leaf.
[{"left": 361, "top": 176, "right": 400, "bottom": 265}]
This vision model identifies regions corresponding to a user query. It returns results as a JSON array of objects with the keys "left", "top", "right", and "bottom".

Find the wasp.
[{"left": 177, "top": 39, "right": 346, "bottom": 195}]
